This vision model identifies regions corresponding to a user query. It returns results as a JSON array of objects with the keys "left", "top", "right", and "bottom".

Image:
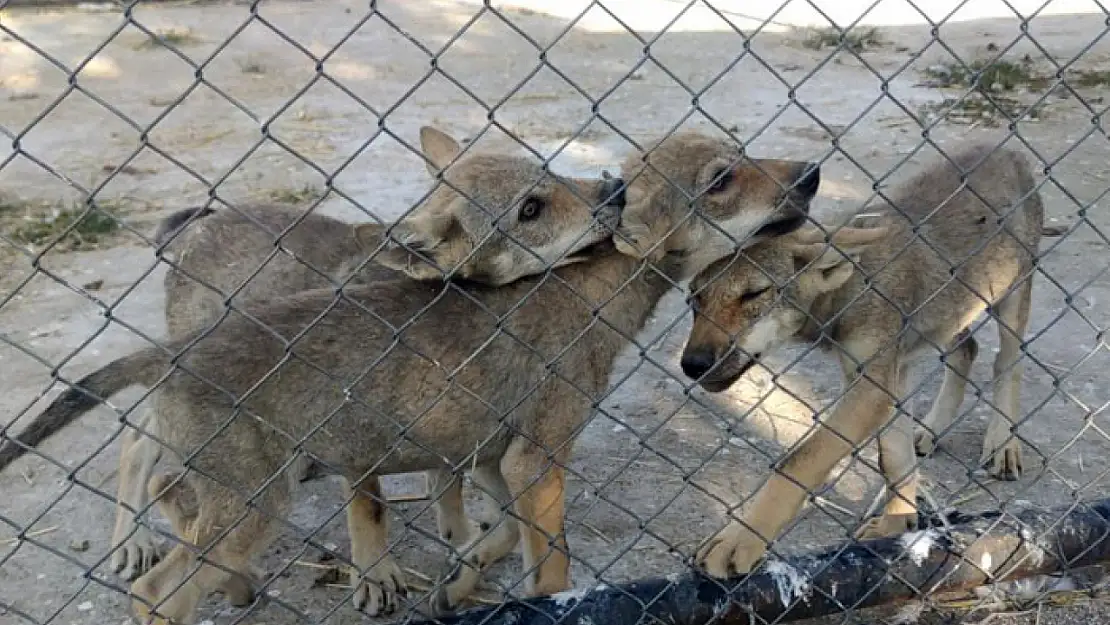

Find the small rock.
[
  {"left": 1049, "top": 84, "right": 1071, "bottom": 99},
  {"left": 69, "top": 539, "right": 90, "bottom": 552},
  {"left": 77, "top": 601, "right": 93, "bottom": 612},
  {"left": 30, "top": 323, "right": 63, "bottom": 339},
  {"left": 83, "top": 279, "right": 104, "bottom": 291},
  {"left": 925, "top": 64, "right": 953, "bottom": 83}
]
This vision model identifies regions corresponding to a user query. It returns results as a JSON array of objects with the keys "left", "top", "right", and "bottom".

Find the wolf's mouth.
[
  {"left": 565, "top": 238, "right": 616, "bottom": 262},
  {"left": 754, "top": 213, "right": 808, "bottom": 238},
  {"left": 698, "top": 356, "right": 758, "bottom": 393}
]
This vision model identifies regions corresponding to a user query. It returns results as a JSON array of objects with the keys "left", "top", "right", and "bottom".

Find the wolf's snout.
[
  {"left": 598, "top": 177, "right": 627, "bottom": 211},
  {"left": 793, "top": 162, "right": 821, "bottom": 199},
  {"left": 680, "top": 348, "right": 716, "bottom": 380}
]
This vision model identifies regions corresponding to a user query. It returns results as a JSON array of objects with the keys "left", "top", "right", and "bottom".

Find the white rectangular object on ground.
[{"left": 381, "top": 472, "right": 430, "bottom": 502}]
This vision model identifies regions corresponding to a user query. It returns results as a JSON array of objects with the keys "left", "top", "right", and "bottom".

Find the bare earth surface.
[{"left": 1, "top": 1, "right": 1109, "bottom": 624}]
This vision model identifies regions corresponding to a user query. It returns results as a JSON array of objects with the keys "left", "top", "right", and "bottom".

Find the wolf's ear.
[
  {"left": 355, "top": 216, "right": 456, "bottom": 281},
  {"left": 790, "top": 226, "right": 886, "bottom": 294},
  {"left": 420, "top": 126, "right": 463, "bottom": 177}
]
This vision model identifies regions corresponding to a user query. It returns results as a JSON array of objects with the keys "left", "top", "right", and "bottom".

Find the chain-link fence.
[{"left": 1, "top": 1, "right": 1109, "bottom": 625}]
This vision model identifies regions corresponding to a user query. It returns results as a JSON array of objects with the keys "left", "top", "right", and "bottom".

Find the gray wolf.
[{"left": 682, "top": 141, "right": 1045, "bottom": 577}]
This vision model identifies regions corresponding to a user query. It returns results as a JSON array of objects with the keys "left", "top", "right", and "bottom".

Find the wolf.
[
  {"left": 680, "top": 141, "right": 1045, "bottom": 577},
  {"left": 0, "top": 126, "right": 621, "bottom": 606}
]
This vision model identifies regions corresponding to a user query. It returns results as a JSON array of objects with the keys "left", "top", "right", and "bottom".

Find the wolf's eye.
[
  {"left": 707, "top": 168, "right": 734, "bottom": 194},
  {"left": 739, "top": 286, "right": 770, "bottom": 302},
  {"left": 520, "top": 197, "right": 545, "bottom": 221}
]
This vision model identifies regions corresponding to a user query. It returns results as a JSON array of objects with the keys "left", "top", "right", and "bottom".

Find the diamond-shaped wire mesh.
[{"left": 0, "top": 1, "right": 1108, "bottom": 625}]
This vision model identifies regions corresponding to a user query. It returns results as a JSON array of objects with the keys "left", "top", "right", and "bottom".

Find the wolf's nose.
[
  {"left": 598, "top": 177, "right": 626, "bottom": 210},
  {"left": 680, "top": 349, "right": 716, "bottom": 380},
  {"left": 794, "top": 163, "right": 821, "bottom": 198}
]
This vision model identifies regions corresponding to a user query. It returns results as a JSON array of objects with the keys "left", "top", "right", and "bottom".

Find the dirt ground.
[{"left": 1, "top": 1, "right": 1109, "bottom": 624}]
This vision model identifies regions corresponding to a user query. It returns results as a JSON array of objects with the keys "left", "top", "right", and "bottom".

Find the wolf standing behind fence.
[
  {"left": 0, "top": 126, "right": 624, "bottom": 613},
  {"left": 119, "top": 124, "right": 628, "bottom": 587},
  {"left": 0, "top": 126, "right": 622, "bottom": 595},
  {"left": 680, "top": 140, "right": 1046, "bottom": 578}
]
